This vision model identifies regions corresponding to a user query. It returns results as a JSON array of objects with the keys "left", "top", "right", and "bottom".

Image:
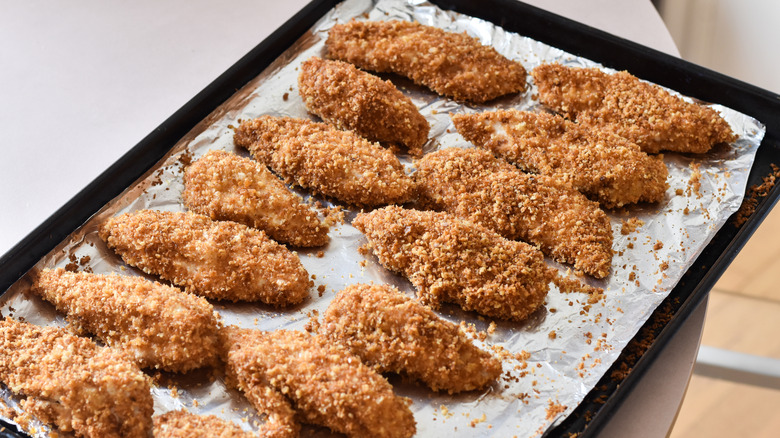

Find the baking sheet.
[{"left": 0, "top": 0, "right": 766, "bottom": 436}]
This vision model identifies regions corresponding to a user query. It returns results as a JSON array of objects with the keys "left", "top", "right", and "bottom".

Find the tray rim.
[{"left": 2, "top": 0, "right": 780, "bottom": 436}]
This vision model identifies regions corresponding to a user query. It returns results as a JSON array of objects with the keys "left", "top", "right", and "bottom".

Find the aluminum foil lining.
[{"left": 0, "top": 0, "right": 766, "bottom": 436}]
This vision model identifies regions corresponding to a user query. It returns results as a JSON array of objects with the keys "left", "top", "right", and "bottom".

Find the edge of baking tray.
[{"left": 1, "top": 0, "right": 780, "bottom": 437}]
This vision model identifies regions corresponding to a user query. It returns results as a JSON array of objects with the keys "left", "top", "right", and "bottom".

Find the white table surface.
[{"left": 0, "top": 1, "right": 698, "bottom": 436}]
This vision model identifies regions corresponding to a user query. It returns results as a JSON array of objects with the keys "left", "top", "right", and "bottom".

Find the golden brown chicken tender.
[
  {"left": 234, "top": 116, "right": 414, "bottom": 207},
  {"left": 0, "top": 318, "right": 153, "bottom": 438},
  {"left": 532, "top": 63, "right": 736, "bottom": 154},
  {"left": 221, "top": 327, "right": 416, "bottom": 438},
  {"left": 353, "top": 206, "right": 554, "bottom": 321},
  {"left": 220, "top": 348, "right": 300, "bottom": 438},
  {"left": 183, "top": 150, "right": 328, "bottom": 247},
  {"left": 99, "top": 210, "right": 311, "bottom": 305},
  {"left": 415, "top": 148, "right": 613, "bottom": 278},
  {"left": 321, "top": 283, "right": 502, "bottom": 393},
  {"left": 452, "top": 110, "right": 669, "bottom": 209},
  {"left": 298, "top": 56, "right": 429, "bottom": 156},
  {"left": 326, "top": 20, "right": 526, "bottom": 103},
  {"left": 153, "top": 411, "right": 254, "bottom": 438},
  {"left": 32, "top": 268, "right": 220, "bottom": 373}
]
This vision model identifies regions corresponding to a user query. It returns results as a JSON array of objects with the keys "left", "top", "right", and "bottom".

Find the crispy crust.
[
  {"left": 353, "top": 206, "right": 554, "bottom": 321},
  {"left": 452, "top": 110, "right": 669, "bottom": 208},
  {"left": 0, "top": 318, "right": 153, "bottom": 438},
  {"left": 414, "top": 147, "right": 613, "bottom": 278},
  {"left": 298, "top": 57, "right": 429, "bottom": 155},
  {"left": 32, "top": 268, "right": 220, "bottom": 373},
  {"left": 532, "top": 63, "right": 736, "bottom": 154},
  {"left": 221, "top": 327, "right": 416, "bottom": 438},
  {"left": 321, "top": 283, "right": 502, "bottom": 393},
  {"left": 233, "top": 116, "right": 414, "bottom": 207},
  {"left": 99, "top": 210, "right": 311, "bottom": 305},
  {"left": 220, "top": 339, "right": 300, "bottom": 438},
  {"left": 183, "top": 150, "right": 329, "bottom": 247},
  {"left": 326, "top": 20, "right": 526, "bottom": 103},
  {"left": 153, "top": 410, "right": 254, "bottom": 438}
]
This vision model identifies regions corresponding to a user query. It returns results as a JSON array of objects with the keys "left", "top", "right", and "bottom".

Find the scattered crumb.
[
  {"left": 548, "top": 331, "right": 557, "bottom": 340},
  {"left": 653, "top": 241, "right": 663, "bottom": 250},
  {"left": 317, "top": 284, "right": 326, "bottom": 297},
  {"left": 620, "top": 217, "right": 644, "bottom": 235},
  {"left": 734, "top": 164, "right": 780, "bottom": 227},
  {"left": 688, "top": 162, "right": 702, "bottom": 197},
  {"left": 304, "top": 309, "right": 320, "bottom": 333},
  {"left": 470, "top": 413, "right": 487, "bottom": 427},
  {"left": 545, "top": 400, "right": 567, "bottom": 421}
]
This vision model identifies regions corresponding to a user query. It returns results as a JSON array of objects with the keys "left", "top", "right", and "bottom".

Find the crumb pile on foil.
[{"left": 0, "top": 0, "right": 765, "bottom": 437}]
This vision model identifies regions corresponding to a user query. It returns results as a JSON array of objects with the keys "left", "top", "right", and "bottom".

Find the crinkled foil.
[{"left": 0, "top": 0, "right": 766, "bottom": 436}]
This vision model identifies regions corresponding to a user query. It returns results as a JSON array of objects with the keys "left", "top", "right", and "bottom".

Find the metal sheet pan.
[{"left": 0, "top": 0, "right": 779, "bottom": 436}]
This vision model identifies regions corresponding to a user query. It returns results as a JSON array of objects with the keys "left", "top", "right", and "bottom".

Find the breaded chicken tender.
[
  {"left": 220, "top": 342, "right": 300, "bottom": 438},
  {"left": 415, "top": 148, "right": 613, "bottom": 278},
  {"left": 183, "top": 150, "right": 328, "bottom": 247},
  {"left": 353, "top": 206, "right": 554, "bottom": 321},
  {"left": 221, "top": 327, "right": 416, "bottom": 438},
  {"left": 298, "top": 57, "right": 429, "bottom": 156},
  {"left": 32, "top": 268, "right": 220, "bottom": 373},
  {"left": 100, "top": 210, "right": 311, "bottom": 305},
  {"left": 326, "top": 20, "right": 526, "bottom": 103},
  {"left": 0, "top": 318, "right": 153, "bottom": 438},
  {"left": 532, "top": 63, "right": 736, "bottom": 153},
  {"left": 321, "top": 283, "right": 502, "bottom": 393},
  {"left": 234, "top": 116, "right": 414, "bottom": 207},
  {"left": 452, "top": 110, "right": 669, "bottom": 208},
  {"left": 153, "top": 410, "right": 254, "bottom": 438}
]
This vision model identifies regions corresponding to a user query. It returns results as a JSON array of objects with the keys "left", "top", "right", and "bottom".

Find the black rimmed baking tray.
[{"left": 1, "top": 0, "right": 779, "bottom": 436}]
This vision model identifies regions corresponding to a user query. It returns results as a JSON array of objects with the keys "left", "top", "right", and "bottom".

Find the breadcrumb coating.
[
  {"left": 298, "top": 57, "right": 429, "bottom": 156},
  {"left": 321, "top": 283, "right": 502, "bottom": 393},
  {"left": 153, "top": 410, "right": 254, "bottom": 438},
  {"left": 220, "top": 342, "right": 300, "bottom": 438},
  {"left": 183, "top": 150, "right": 329, "bottom": 247},
  {"left": 32, "top": 268, "right": 220, "bottom": 373},
  {"left": 233, "top": 115, "right": 414, "bottom": 207},
  {"left": 353, "top": 206, "right": 554, "bottom": 321},
  {"left": 221, "top": 327, "right": 416, "bottom": 438},
  {"left": 532, "top": 63, "right": 736, "bottom": 154},
  {"left": 0, "top": 318, "right": 153, "bottom": 438},
  {"left": 326, "top": 20, "right": 526, "bottom": 103},
  {"left": 452, "top": 110, "right": 669, "bottom": 208},
  {"left": 99, "top": 210, "right": 311, "bottom": 305},
  {"left": 414, "top": 148, "right": 613, "bottom": 278}
]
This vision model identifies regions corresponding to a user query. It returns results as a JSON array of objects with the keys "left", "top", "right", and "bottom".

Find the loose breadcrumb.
[
  {"left": 326, "top": 20, "right": 526, "bottom": 103},
  {"left": 299, "top": 56, "right": 429, "bottom": 155},
  {"left": 353, "top": 206, "right": 554, "bottom": 321},
  {"left": 183, "top": 150, "right": 329, "bottom": 247},
  {"left": 415, "top": 147, "right": 613, "bottom": 278},
  {"left": 321, "top": 283, "right": 502, "bottom": 393},
  {"left": 620, "top": 218, "right": 644, "bottom": 235},
  {"left": 0, "top": 318, "right": 153, "bottom": 438},
  {"left": 100, "top": 210, "right": 311, "bottom": 305},
  {"left": 220, "top": 327, "right": 415, "bottom": 438},
  {"left": 32, "top": 269, "right": 220, "bottom": 373},
  {"left": 532, "top": 63, "right": 736, "bottom": 154},
  {"left": 452, "top": 110, "right": 669, "bottom": 208},
  {"left": 734, "top": 164, "right": 780, "bottom": 227},
  {"left": 153, "top": 411, "right": 254, "bottom": 438},
  {"left": 234, "top": 115, "right": 414, "bottom": 207}
]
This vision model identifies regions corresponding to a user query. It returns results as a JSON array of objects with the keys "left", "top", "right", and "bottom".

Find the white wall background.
[{"left": 658, "top": 0, "right": 780, "bottom": 94}]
